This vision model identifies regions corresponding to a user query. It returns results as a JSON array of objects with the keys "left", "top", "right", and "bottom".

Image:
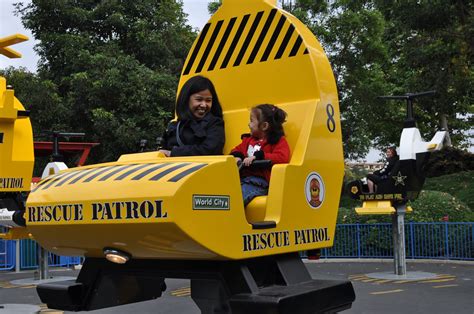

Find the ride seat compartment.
[
  {"left": 229, "top": 101, "right": 314, "bottom": 225},
  {"left": 245, "top": 196, "right": 276, "bottom": 229}
]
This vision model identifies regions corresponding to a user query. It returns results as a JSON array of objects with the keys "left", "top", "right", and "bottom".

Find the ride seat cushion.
[{"left": 245, "top": 196, "right": 267, "bottom": 222}]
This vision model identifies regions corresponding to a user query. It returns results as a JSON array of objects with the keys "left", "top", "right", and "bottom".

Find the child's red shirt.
[{"left": 230, "top": 135, "right": 290, "bottom": 182}]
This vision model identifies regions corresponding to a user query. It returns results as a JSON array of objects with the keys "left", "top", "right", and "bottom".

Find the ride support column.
[{"left": 392, "top": 204, "right": 407, "bottom": 275}]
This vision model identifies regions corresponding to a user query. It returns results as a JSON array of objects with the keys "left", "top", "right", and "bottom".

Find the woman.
[
  {"left": 159, "top": 75, "right": 225, "bottom": 156},
  {"left": 367, "top": 147, "right": 399, "bottom": 193}
]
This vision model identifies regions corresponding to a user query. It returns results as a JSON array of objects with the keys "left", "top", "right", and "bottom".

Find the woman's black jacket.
[
  {"left": 374, "top": 156, "right": 399, "bottom": 177},
  {"left": 161, "top": 113, "right": 225, "bottom": 156}
]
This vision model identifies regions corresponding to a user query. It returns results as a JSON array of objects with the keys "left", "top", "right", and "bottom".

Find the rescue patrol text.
[
  {"left": 92, "top": 200, "right": 167, "bottom": 220},
  {"left": 243, "top": 227, "right": 330, "bottom": 252},
  {"left": 27, "top": 200, "right": 166, "bottom": 222}
]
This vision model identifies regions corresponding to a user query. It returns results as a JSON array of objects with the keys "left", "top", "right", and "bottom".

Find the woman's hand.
[
  {"left": 158, "top": 149, "right": 171, "bottom": 157},
  {"left": 243, "top": 156, "right": 256, "bottom": 166}
]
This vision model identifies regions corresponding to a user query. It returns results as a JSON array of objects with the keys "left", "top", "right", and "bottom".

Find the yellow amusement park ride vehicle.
[
  {"left": 0, "top": 34, "right": 34, "bottom": 238},
  {"left": 1, "top": 0, "right": 356, "bottom": 312}
]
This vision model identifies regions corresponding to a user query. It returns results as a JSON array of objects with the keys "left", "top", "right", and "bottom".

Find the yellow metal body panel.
[
  {"left": 0, "top": 227, "right": 32, "bottom": 240},
  {"left": 356, "top": 201, "right": 396, "bottom": 215},
  {"left": 0, "top": 34, "right": 28, "bottom": 59},
  {"left": 355, "top": 202, "right": 413, "bottom": 215},
  {"left": 25, "top": 0, "right": 344, "bottom": 260},
  {"left": 0, "top": 77, "right": 34, "bottom": 192}
]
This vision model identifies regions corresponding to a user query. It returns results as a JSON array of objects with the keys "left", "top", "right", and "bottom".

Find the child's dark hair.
[
  {"left": 253, "top": 104, "right": 287, "bottom": 144},
  {"left": 176, "top": 75, "right": 223, "bottom": 120}
]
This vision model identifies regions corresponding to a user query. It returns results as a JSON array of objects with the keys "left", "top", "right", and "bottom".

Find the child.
[
  {"left": 230, "top": 104, "right": 290, "bottom": 206},
  {"left": 159, "top": 75, "right": 225, "bottom": 156}
]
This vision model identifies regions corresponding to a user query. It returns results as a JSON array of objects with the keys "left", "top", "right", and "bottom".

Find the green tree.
[
  {"left": 376, "top": 0, "right": 473, "bottom": 149},
  {"left": 0, "top": 67, "right": 68, "bottom": 134},
  {"left": 208, "top": 0, "right": 221, "bottom": 14},
  {"left": 281, "top": 1, "right": 394, "bottom": 158},
  {"left": 15, "top": 0, "right": 197, "bottom": 162}
]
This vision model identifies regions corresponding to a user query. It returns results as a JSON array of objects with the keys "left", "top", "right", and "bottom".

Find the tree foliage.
[
  {"left": 425, "top": 147, "right": 474, "bottom": 177},
  {"left": 0, "top": 67, "right": 67, "bottom": 133},
  {"left": 208, "top": 0, "right": 221, "bottom": 14},
  {"left": 375, "top": 0, "right": 473, "bottom": 148},
  {"left": 13, "top": 0, "right": 196, "bottom": 162}
]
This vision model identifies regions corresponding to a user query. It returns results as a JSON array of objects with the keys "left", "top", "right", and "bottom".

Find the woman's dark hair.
[
  {"left": 387, "top": 146, "right": 398, "bottom": 157},
  {"left": 175, "top": 75, "right": 223, "bottom": 120},
  {"left": 253, "top": 104, "right": 287, "bottom": 144}
]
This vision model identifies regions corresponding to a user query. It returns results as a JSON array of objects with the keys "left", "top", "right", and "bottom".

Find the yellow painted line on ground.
[
  {"left": 173, "top": 291, "right": 191, "bottom": 297},
  {"left": 432, "top": 284, "right": 459, "bottom": 289},
  {"left": 373, "top": 279, "right": 393, "bottom": 284},
  {"left": 20, "top": 284, "right": 36, "bottom": 289},
  {"left": 171, "top": 286, "right": 190, "bottom": 292},
  {"left": 349, "top": 275, "right": 367, "bottom": 280},
  {"left": 434, "top": 275, "right": 456, "bottom": 280},
  {"left": 361, "top": 278, "right": 380, "bottom": 283},
  {"left": 421, "top": 278, "right": 456, "bottom": 283},
  {"left": 171, "top": 288, "right": 191, "bottom": 296},
  {"left": 170, "top": 287, "right": 191, "bottom": 293},
  {"left": 394, "top": 280, "right": 416, "bottom": 284},
  {"left": 370, "top": 289, "right": 404, "bottom": 295}
]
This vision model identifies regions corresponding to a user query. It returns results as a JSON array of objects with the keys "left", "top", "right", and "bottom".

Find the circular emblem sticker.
[{"left": 305, "top": 172, "right": 325, "bottom": 209}]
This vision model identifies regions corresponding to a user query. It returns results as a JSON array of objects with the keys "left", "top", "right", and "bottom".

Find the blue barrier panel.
[
  {"left": 322, "top": 224, "right": 393, "bottom": 258},
  {"left": 20, "top": 239, "right": 38, "bottom": 269},
  {"left": 19, "top": 239, "right": 83, "bottom": 270},
  {"left": 408, "top": 222, "right": 474, "bottom": 260},
  {"left": 319, "top": 223, "right": 473, "bottom": 260},
  {"left": 0, "top": 239, "right": 15, "bottom": 271}
]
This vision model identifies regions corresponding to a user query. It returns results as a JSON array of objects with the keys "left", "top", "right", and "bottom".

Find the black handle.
[{"left": 238, "top": 159, "right": 272, "bottom": 171}]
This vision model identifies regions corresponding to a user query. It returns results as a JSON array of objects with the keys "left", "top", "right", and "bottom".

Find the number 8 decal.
[{"left": 326, "top": 104, "right": 336, "bottom": 132}]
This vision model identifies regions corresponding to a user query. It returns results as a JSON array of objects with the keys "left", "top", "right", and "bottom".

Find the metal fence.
[
  {"left": 321, "top": 222, "right": 474, "bottom": 260},
  {"left": 1, "top": 222, "right": 473, "bottom": 271},
  {"left": 18, "top": 239, "right": 82, "bottom": 269},
  {"left": 0, "top": 238, "right": 82, "bottom": 271}
]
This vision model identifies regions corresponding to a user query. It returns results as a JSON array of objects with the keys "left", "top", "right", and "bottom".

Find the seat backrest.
[{"left": 177, "top": 0, "right": 339, "bottom": 161}]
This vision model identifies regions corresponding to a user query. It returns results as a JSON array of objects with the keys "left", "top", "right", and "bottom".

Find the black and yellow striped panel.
[
  {"left": 182, "top": 9, "right": 307, "bottom": 76},
  {"left": 30, "top": 163, "right": 208, "bottom": 192}
]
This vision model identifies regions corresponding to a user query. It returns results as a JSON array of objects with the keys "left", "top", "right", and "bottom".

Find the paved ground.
[{"left": 0, "top": 260, "right": 472, "bottom": 313}]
